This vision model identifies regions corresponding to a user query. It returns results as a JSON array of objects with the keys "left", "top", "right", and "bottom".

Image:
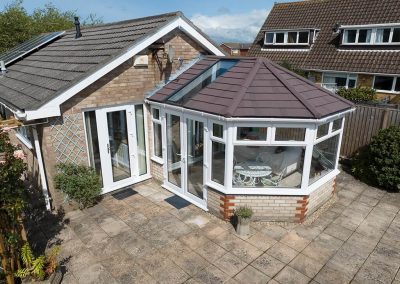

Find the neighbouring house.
[
  {"left": 147, "top": 56, "right": 354, "bottom": 222},
  {"left": 220, "top": 42, "right": 251, "bottom": 56},
  {"left": 0, "top": 11, "right": 223, "bottom": 210},
  {"left": 249, "top": 0, "right": 400, "bottom": 104}
]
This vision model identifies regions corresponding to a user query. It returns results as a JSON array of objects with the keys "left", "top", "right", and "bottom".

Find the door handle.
[
  {"left": 107, "top": 143, "right": 110, "bottom": 154},
  {"left": 176, "top": 153, "right": 181, "bottom": 156}
]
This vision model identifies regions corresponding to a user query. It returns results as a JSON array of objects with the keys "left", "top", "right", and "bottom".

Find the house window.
[
  {"left": 332, "top": 118, "right": 343, "bottom": 132},
  {"left": 210, "top": 122, "right": 226, "bottom": 186},
  {"left": 264, "top": 30, "right": 310, "bottom": 45},
  {"left": 322, "top": 73, "right": 357, "bottom": 91},
  {"left": 275, "top": 128, "right": 306, "bottom": 142},
  {"left": 152, "top": 108, "right": 162, "bottom": 160},
  {"left": 342, "top": 25, "right": 400, "bottom": 45},
  {"left": 16, "top": 126, "right": 33, "bottom": 149},
  {"left": 317, "top": 123, "right": 329, "bottom": 139},
  {"left": 373, "top": 76, "right": 400, "bottom": 92},
  {"left": 237, "top": 127, "right": 268, "bottom": 141},
  {"left": 135, "top": 105, "right": 147, "bottom": 175},
  {"left": 231, "top": 49, "right": 239, "bottom": 55}
]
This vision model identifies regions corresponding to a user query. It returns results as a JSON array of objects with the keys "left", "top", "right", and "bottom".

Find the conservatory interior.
[{"left": 147, "top": 56, "right": 354, "bottom": 220}]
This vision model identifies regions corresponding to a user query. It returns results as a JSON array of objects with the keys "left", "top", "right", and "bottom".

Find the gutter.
[
  {"left": 32, "top": 126, "right": 51, "bottom": 211},
  {"left": 145, "top": 99, "right": 355, "bottom": 124},
  {"left": 0, "top": 101, "right": 26, "bottom": 120}
]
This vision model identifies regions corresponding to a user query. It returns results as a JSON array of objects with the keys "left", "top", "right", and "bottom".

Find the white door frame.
[{"left": 162, "top": 110, "right": 208, "bottom": 209}]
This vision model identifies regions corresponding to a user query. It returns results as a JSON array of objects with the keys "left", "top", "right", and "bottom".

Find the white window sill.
[
  {"left": 15, "top": 133, "right": 33, "bottom": 150},
  {"left": 151, "top": 156, "right": 164, "bottom": 165},
  {"left": 374, "top": 89, "right": 400, "bottom": 94}
]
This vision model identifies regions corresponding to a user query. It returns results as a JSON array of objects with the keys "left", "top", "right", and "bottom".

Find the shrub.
[
  {"left": 235, "top": 206, "right": 253, "bottom": 219},
  {"left": 336, "top": 87, "right": 376, "bottom": 103},
  {"left": 351, "top": 126, "right": 400, "bottom": 191},
  {"left": 54, "top": 163, "right": 101, "bottom": 208}
]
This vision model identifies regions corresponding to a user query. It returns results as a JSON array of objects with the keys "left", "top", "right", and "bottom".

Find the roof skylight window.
[{"left": 167, "top": 59, "right": 238, "bottom": 103}]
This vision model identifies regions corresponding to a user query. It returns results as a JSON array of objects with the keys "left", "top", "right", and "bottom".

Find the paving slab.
[{"left": 234, "top": 265, "right": 270, "bottom": 284}]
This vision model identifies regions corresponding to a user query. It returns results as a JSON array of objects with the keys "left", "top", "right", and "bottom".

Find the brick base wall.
[
  {"left": 206, "top": 178, "right": 335, "bottom": 223},
  {"left": 150, "top": 160, "right": 163, "bottom": 182}
]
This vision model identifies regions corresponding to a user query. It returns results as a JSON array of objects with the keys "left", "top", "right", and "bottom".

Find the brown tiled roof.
[
  {"left": 249, "top": 0, "right": 400, "bottom": 74},
  {"left": 148, "top": 56, "right": 353, "bottom": 119}
]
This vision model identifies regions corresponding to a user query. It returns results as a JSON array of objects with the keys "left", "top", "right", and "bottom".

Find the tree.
[{"left": 0, "top": 1, "right": 103, "bottom": 54}]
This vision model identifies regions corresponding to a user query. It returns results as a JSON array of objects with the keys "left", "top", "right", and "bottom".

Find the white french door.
[
  {"left": 164, "top": 111, "right": 207, "bottom": 208},
  {"left": 84, "top": 104, "right": 149, "bottom": 194}
]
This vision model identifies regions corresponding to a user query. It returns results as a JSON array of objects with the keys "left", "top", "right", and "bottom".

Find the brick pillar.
[
  {"left": 295, "top": 196, "right": 309, "bottom": 223},
  {"left": 219, "top": 195, "right": 235, "bottom": 220}
]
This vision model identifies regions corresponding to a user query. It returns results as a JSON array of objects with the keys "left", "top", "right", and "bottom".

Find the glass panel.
[
  {"left": 186, "top": 119, "right": 204, "bottom": 199},
  {"left": 237, "top": 127, "right": 267, "bottom": 141},
  {"left": 344, "top": 30, "right": 357, "bottom": 43},
  {"left": 167, "top": 60, "right": 238, "bottom": 104},
  {"left": 276, "top": 33, "right": 284, "bottom": 43},
  {"left": 275, "top": 128, "right": 306, "bottom": 141},
  {"left": 265, "top": 32, "right": 274, "bottom": 43},
  {"left": 298, "top": 31, "right": 309, "bottom": 43},
  {"left": 395, "top": 78, "right": 400, "bottom": 92},
  {"left": 376, "top": 28, "right": 391, "bottom": 43},
  {"left": 152, "top": 108, "right": 160, "bottom": 120},
  {"left": 288, "top": 32, "right": 297, "bottom": 43},
  {"left": 211, "top": 141, "right": 225, "bottom": 185},
  {"left": 107, "top": 110, "right": 131, "bottom": 182},
  {"left": 374, "top": 76, "right": 394, "bottom": 91},
  {"left": 166, "top": 114, "right": 181, "bottom": 187},
  {"left": 392, "top": 28, "right": 400, "bottom": 43},
  {"left": 233, "top": 146, "right": 305, "bottom": 188},
  {"left": 332, "top": 118, "right": 343, "bottom": 131},
  {"left": 309, "top": 135, "right": 340, "bottom": 185},
  {"left": 212, "top": 123, "right": 223, "bottom": 138},
  {"left": 153, "top": 122, "right": 162, "bottom": 158},
  {"left": 317, "top": 123, "right": 329, "bottom": 139},
  {"left": 358, "top": 29, "right": 372, "bottom": 43},
  {"left": 335, "top": 77, "right": 347, "bottom": 87},
  {"left": 84, "top": 111, "right": 103, "bottom": 187},
  {"left": 348, "top": 78, "right": 356, "bottom": 88},
  {"left": 135, "top": 105, "right": 147, "bottom": 176}
]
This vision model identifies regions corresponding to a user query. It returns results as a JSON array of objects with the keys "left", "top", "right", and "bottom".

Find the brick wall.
[
  {"left": 37, "top": 31, "right": 206, "bottom": 208},
  {"left": 207, "top": 177, "right": 335, "bottom": 223}
]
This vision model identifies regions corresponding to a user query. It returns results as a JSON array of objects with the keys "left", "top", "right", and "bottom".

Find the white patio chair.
[{"left": 260, "top": 170, "right": 284, "bottom": 187}]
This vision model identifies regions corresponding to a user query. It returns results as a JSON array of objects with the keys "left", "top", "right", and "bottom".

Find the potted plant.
[
  {"left": 15, "top": 244, "right": 62, "bottom": 284},
  {"left": 235, "top": 206, "right": 253, "bottom": 236}
]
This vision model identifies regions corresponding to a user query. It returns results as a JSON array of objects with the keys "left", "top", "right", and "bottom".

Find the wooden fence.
[{"left": 341, "top": 104, "right": 400, "bottom": 157}]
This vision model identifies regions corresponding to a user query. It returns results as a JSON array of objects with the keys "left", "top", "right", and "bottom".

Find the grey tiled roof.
[
  {"left": 149, "top": 56, "right": 353, "bottom": 119},
  {"left": 249, "top": 0, "right": 400, "bottom": 74},
  {"left": 0, "top": 11, "right": 192, "bottom": 111}
]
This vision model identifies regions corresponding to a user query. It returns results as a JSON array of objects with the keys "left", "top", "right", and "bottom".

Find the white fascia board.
[
  {"left": 24, "top": 17, "right": 223, "bottom": 121},
  {"left": 178, "top": 18, "right": 225, "bottom": 56},
  {"left": 340, "top": 23, "right": 400, "bottom": 29}
]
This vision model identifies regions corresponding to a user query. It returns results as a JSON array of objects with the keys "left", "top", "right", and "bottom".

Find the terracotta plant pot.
[{"left": 236, "top": 216, "right": 251, "bottom": 236}]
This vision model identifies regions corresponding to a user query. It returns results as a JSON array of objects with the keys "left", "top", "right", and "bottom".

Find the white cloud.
[{"left": 191, "top": 9, "right": 269, "bottom": 44}]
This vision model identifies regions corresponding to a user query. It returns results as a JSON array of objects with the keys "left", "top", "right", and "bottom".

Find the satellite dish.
[{"left": 167, "top": 46, "right": 175, "bottom": 63}]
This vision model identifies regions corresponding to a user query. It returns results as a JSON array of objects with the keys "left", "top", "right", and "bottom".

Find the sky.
[{"left": 2, "top": 0, "right": 295, "bottom": 43}]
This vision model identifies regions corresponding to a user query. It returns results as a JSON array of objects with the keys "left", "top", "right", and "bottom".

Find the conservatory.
[{"left": 147, "top": 56, "right": 354, "bottom": 222}]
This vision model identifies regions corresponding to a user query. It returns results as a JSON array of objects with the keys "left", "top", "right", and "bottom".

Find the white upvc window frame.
[
  {"left": 15, "top": 126, "right": 33, "bottom": 149},
  {"left": 342, "top": 26, "right": 400, "bottom": 45},
  {"left": 372, "top": 75, "right": 400, "bottom": 94},
  {"left": 321, "top": 72, "right": 358, "bottom": 90},
  {"left": 151, "top": 107, "right": 163, "bottom": 164},
  {"left": 264, "top": 30, "right": 310, "bottom": 46}
]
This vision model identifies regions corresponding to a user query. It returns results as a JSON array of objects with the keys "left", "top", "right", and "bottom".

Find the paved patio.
[{"left": 32, "top": 172, "right": 400, "bottom": 284}]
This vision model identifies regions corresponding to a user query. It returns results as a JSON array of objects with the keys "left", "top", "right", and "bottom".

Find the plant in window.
[
  {"left": 351, "top": 126, "right": 400, "bottom": 191},
  {"left": 54, "top": 163, "right": 101, "bottom": 208},
  {"left": 336, "top": 87, "right": 376, "bottom": 103}
]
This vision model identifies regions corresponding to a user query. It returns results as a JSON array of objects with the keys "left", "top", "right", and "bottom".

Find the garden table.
[{"left": 234, "top": 162, "right": 272, "bottom": 186}]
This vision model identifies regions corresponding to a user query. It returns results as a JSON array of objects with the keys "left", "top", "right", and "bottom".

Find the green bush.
[
  {"left": 336, "top": 86, "right": 376, "bottom": 103},
  {"left": 54, "top": 163, "right": 101, "bottom": 208},
  {"left": 235, "top": 206, "right": 253, "bottom": 219},
  {"left": 351, "top": 126, "right": 400, "bottom": 191}
]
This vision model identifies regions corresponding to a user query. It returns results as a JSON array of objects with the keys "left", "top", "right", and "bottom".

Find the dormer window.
[
  {"left": 341, "top": 24, "right": 400, "bottom": 45},
  {"left": 264, "top": 29, "right": 317, "bottom": 45}
]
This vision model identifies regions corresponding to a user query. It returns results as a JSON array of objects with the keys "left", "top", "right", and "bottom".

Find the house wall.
[
  {"left": 37, "top": 31, "right": 207, "bottom": 209},
  {"left": 207, "top": 177, "right": 335, "bottom": 223}
]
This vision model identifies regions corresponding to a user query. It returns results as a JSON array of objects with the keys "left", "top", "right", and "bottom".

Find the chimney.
[
  {"left": 74, "top": 17, "right": 82, "bottom": 38},
  {"left": 0, "top": 61, "right": 6, "bottom": 75}
]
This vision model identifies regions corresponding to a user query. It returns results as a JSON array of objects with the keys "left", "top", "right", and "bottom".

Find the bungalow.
[
  {"left": 0, "top": 11, "right": 223, "bottom": 209},
  {"left": 0, "top": 11, "right": 354, "bottom": 222},
  {"left": 249, "top": 0, "right": 400, "bottom": 103}
]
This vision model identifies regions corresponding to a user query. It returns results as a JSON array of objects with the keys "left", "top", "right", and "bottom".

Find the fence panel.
[{"left": 341, "top": 105, "right": 400, "bottom": 157}]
